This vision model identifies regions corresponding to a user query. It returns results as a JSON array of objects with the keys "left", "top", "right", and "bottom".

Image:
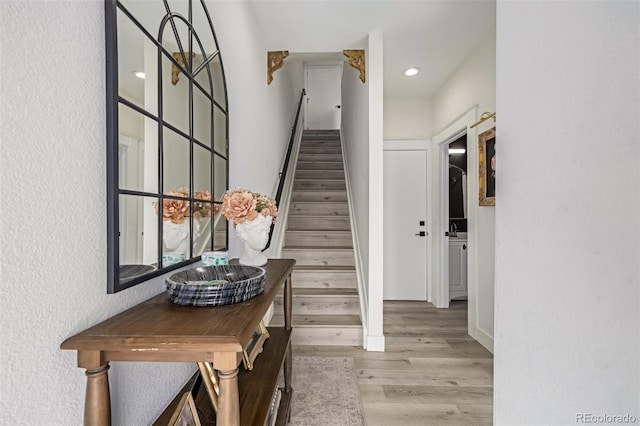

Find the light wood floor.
[{"left": 293, "top": 300, "right": 493, "bottom": 425}]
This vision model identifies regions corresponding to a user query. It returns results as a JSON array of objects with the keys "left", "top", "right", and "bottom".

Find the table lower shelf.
[
  {"left": 239, "top": 327, "right": 292, "bottom": 425},
  {"left": 154, "top": 327, "right": 292, "bottom": 426}
]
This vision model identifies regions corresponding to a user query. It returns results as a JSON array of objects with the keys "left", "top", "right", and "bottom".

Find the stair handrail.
[{"left": 264, "top": 88, "right": 306, "bottom": 251}]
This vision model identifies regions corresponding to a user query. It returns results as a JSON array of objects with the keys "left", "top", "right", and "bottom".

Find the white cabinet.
[{"left": 449, "top": 239, "right": 468, "bottom": 300}]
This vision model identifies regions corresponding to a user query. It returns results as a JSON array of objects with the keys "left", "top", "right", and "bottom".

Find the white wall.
[
  {"left": 431, "top": 27, "right": 496, "bottom": 349},
  {"left": 341, "top": 34, "right": 384, "bottom": 351},
  {"left": 342, "top": 41, "right": 370, "bottom": 326},
  {"left": 495, "top": 1, "right": 639, "bottom": 424},
  {"left": 208, "top": 2, "right": 303, "bottom": 258},
  {"left": 0, "top": 1, "right": 301, "bottom": 424},
  {"left": 383, "top": 97, "right": 432, "bottom": 140},
  {"left": 431, "top": 27, "right": 496, "bottom": 134}
]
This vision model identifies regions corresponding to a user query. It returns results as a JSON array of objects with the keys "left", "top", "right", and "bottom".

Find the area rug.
[{"left": 288, "top": 356, "right": 365, "bottom": 426}]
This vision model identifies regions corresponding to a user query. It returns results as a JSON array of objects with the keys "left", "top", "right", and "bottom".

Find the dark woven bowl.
[{"left": 166, "top": 264, "right": 266, "bottom": 306}]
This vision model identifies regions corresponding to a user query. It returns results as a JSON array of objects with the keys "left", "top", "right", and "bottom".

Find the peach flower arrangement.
[
  {"left": 154, "top": 187, "right": 219, "bottom": 224},
  {"left": 221, "top": 188, "right": 278, "bottom": 225}
]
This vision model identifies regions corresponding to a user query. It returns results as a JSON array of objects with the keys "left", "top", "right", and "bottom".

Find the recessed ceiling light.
[
  {"left": 132, "top": 71, "right": 145, "bottom": 79},
  {"left": 449, "top": 148, "right": 466, "bottom": 154},
  {"left": 404, "top": 67, "right": 420, "bottom": 77}
]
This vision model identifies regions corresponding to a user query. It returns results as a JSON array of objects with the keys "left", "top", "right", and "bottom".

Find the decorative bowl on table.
[{"left": 165, "top": 264, "right": 266, "bottom": 306}]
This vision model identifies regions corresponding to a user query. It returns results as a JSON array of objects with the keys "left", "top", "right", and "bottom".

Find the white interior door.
[
  {"left": 305, "top": 64, "right": 342, "bottom": 130},
  {"left": 383, "top": 149, "right": 428, "bottom": 300}
]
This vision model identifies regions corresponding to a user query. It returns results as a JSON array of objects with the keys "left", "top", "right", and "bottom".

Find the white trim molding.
[
  {"left": 341, "top": 130, "right": 369, "bottom": 349},
  {"left": 432, "top": 105, "right": 493, "bottom": 352}
]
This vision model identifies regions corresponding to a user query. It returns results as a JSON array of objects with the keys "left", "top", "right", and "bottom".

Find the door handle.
[
  {"left": 463, "top": 244, "right": 467, "bottom": 250},
  {"left": 414, "top": 231, "right": 426, "bottom": 237},
  {"left": 335, "top": 105, "right": 341, "bottom": 109}
]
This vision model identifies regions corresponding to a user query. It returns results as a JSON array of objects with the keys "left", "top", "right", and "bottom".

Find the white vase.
[
  {"left": 162, "top": 220, "right": 190, "bottom": 264},
  {"left": 236, "top": 214, "right": 272, "bottom": 266}
]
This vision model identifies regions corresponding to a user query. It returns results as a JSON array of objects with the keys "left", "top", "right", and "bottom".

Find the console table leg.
[
  {"left": 84, "top": 364, "right": 111, "bottom": 426},
  {"left": 217, "top": 368, "right": 240, "bottom": 426},
  {"left": 284, "top": 275, "right": 292, "bottom": 330},
  {"left": 284, "top": 342, "right": 293, "bottom": 422}
]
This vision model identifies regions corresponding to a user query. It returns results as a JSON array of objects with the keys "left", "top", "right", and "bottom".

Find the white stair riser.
[
  {"left": 286, "top": 231, "right": 352, "bottom": 247},
  {"left": 296, "top": 161, "right": 343, "bottom": 170},
  {"left": 294, "top": 180, "right": 346, "bottom": 191},
  {"left": 281, "top": 249, "right": 355, "bottom": 266},
  {"left": 295, "top": 170, "right": 345, "bottom": 180},
  {"left": 291, "top": 191, "right": 347, "bottom": 202},
  {"left": 275, "top": 296, "right": 360, "bottom": 315},
  {"left": 289, "top": 202, "right": 349, "bottom": 216}
]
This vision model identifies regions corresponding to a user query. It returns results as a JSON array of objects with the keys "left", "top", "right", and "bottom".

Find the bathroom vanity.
[{"left": 449, "top": 234, "right": 468, "bottom": 300}]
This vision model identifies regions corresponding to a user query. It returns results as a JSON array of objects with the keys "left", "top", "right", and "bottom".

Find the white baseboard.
[
  {"left": 474, "top": 326, "right": 494, "bottom": 354},
  {"left": 365, "top": 334, "right": 385, "bottom": 352}
]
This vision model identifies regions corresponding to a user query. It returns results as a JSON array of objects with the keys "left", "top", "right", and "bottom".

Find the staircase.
[{"left": 273, "top": 129, "right": 363, "bottom": 346}]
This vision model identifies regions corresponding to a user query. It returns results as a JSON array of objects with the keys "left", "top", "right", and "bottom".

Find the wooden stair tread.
[
  {"left": 283, "top": 246, "right": 353, "bottom": 251},
  {"left": 286, "top": 230, "right": 351, "bottom": 234},
  {"left": 286, "top": 215, "right": 349, "bottom": 219},
  {"left": 293, "top": 265, "right": 356, "bottom": 271},
  {"left": 271, "top": 314, "right": 362, "bottom": 327},
  {"left": 282, "top": 287, "right": 358, "bottom": 296},
  {"left": 295, "top": 178, "right": 345, "bottom": 182}
]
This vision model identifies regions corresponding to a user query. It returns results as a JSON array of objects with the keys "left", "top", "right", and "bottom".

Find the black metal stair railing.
[{"left": 263, "top": 88, "right": 306, "bottom": 251}]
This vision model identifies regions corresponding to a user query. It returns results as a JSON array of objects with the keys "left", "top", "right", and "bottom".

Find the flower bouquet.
[
  {"left": 154, "top": 188, "right": 219, "bottom": 265},
  {"left": 221, "top": 189, "right": 278, "bottom": 266},
  {"left": 155, "top": 187, "right": 219, "bottom": 224}
]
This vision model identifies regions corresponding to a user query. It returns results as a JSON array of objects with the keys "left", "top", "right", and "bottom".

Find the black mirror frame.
[{"left": 105, "top": 0, "right": 229, "bottom": 293}]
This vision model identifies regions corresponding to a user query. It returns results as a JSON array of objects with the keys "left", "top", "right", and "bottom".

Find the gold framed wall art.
[{"left": 478, "top": 127, "right": 496, "bottom": 206}]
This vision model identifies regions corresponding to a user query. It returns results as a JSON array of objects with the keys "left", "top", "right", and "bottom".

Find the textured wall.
[
  {"left": 494, "top": 1, "right": 639, "bottom": 423},
  {"left": 0, "top": 2, "right": 196, "bottom": 424},
  {"left": 0, "top": 1, "right": 300, "bottom": 424}
]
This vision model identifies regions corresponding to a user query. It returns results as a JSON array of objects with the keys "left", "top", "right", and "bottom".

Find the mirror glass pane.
[
  {"left": 214, "top": 214, "right": 227, "bottom": 250},
  {"left": 119, "top": 0, "right": 168, "bottom": 35},
  {"left": 118, "top": 103, "right": 158, "bottom": 193},
  {"left": 214, "top": 153, "right": 227, "bottom": 202},
  {"left": 161, "top": 198, "right": 191, "bottom": 264},
  {"left": 213, "top": 105, "right": 227, "bottom": 155},
  {"left": 192, "top": 202, "right": 213, "bottom": 257},
  {"left": 119, "top": 194, "right": 159, "bottom": 282},
  {"left": 194, "top": 144, "right": 212, "bottom": 195},
  {"left": 193, "top": 87, "right": 212, "bottom": 147},
  {"left": 163, "top": 126, "right": 190, "bottom": 195},
  {"left": 192, "top": 0, "right": 218, "bottom": 62},
  {"left": 117, "top": 8, "right": 153, "bottom": 111},
  {"left": 161, "top": 51, "right": 190, "bottom": 134},
  {"left": 211, "top": 54, "right": 226, "bottom": 108}
]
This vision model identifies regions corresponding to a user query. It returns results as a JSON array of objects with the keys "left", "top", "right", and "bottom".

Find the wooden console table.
[{"left": 61, "top": 259, "right": 295, "bottom": 426}]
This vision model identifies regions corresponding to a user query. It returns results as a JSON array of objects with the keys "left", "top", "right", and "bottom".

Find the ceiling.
[{"left": 249, "top": 0, "right": 496, "bottom": 98}]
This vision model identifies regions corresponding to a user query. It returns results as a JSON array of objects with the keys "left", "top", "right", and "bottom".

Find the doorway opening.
[{"left": 447, "top": 134, "right": 469, "bottom": 301}]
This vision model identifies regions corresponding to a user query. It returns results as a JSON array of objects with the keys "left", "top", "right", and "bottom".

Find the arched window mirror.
[{"left": 106, "top": 0, "right": 229, "bottom": 293}]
